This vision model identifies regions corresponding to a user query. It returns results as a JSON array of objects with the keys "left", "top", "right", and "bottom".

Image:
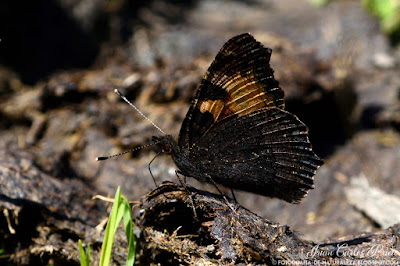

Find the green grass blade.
[
  {"left": 78, "top": 239, "right": 90, "bottom": 266},
  {"left": 99, "top": 187, "right": 121, "bottom": 266},
  {"left": 86, "top": 243, "right": 91, "bottom": 265},
  {"left": 122, "top": 197, "right": 135, "bottom": 266}
]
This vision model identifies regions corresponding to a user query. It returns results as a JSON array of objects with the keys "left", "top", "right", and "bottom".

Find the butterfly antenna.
[
  {"left": 96, "top": 142, "right": 156, "bottom": 161},
  {"left": 114, "top": 89, "right": 166, "bottom": 135}
]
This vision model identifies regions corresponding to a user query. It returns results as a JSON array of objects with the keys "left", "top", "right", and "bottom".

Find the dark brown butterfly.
[{"left": 152, "top": 33, "right": 323, "bottom": 203}]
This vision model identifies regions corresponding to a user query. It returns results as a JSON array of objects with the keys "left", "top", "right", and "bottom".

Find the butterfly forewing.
[{"left": 179, "top": 33, "right": 285, "bottom": 150}]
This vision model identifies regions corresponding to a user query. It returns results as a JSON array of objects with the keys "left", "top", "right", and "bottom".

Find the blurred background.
[{"left": 1, "top": 0, "right": 400, "bottom": 263}]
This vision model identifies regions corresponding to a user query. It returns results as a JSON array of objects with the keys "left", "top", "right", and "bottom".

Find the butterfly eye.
[{"left": 162, "top": 143, "right": 172, "bottom": 153}]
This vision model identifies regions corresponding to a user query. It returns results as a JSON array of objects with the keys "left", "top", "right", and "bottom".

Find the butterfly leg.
[
  {"left": 230, "top": 189, "right": 239, "bottom": 204},
  {"left": 148, "top": 152, "right": 161, "bottom": 187},
  {"left": 175, "top": 170, "right": 198, "bottom": 220},
  {"left": 205, "top": 174, "right": 237, "bottom": 213}
]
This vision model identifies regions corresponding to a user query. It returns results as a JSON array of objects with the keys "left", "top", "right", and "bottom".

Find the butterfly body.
[{"left": 153, "top": 33, "right": 323, "bottom": 203}]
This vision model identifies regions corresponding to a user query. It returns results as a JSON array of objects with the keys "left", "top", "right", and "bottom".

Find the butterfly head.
[{"left": 152, "top": 135, "right": 178, "bottom": 155}]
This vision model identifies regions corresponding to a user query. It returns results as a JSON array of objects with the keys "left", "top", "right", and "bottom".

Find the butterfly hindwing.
[
  {"left": 179, "top": 33, "right": 285, "bottom": 150},
  {"left": 189, "top": 108, "right": 322, "bottom": 202}
]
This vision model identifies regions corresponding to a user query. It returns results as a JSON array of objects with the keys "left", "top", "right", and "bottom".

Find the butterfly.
[{"left": 149, "top": 33, "right": 322, "bottom": 203}]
